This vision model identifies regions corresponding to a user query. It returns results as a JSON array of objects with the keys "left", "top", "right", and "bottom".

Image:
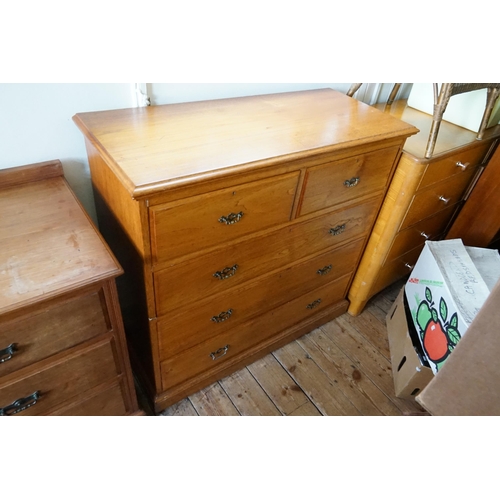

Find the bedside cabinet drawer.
[
  {"left": 401, "top": 167, "right": 478, "bottom": 231},
  {"left": 0, "top": 338, "right": 119, "bottom": 416},
  {"left": 418, "top": 141, "right": 491, "bottom": 190},
  {"left": 157, "top": 239, "right": 365, "bottom": 358},
  {"left": 150, "top": 172, "right": 300, "bottom": 263},
  {"left": 0, "top": 288, "right": 111, "bottom": 378},
  {"left": 160, "top": 274, "right": 352, "bottom": 391},
  {"left": 298, "top": 146, "right": 400, "bottom": 216}
]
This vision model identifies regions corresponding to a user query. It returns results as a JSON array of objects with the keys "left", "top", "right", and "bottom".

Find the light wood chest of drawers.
[
  {"left": 0, "top": 161, "right": 140, "bottom": 416},
  {"left": 73, "top": 89, "right": 417, "bottom": 413},
  {"left": 348, "top": 101, "right": 500, "bottom": 316}
]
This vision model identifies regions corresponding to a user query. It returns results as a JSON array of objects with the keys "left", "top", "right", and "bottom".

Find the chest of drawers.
[
  {"left": 348, "top": 101, "right": 500, "bottom": 316},
  {"left": 73, "top": 89, "right": 417, "bottom": 413},
  {"left": 0, "top": 161, "right": 140, "bottom": 416}
]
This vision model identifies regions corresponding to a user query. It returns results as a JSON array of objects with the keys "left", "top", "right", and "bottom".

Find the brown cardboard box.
[
  {"left": 416, "top": 278, "right": 500, "bottom": 415},
  {"left": 386, "top": 288, "right": 434, "bottom": 399}
]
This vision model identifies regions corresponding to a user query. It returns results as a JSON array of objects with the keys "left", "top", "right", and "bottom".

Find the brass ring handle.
[
  {"left": 0, "top": 343, "right": 17, "bottom": 364},
  {"left": 344, "top": 177, "right": 360, "bottom": 188},
  {"left": 456, "top": 161, "right": 470, "bottom": 170},
  {"left": 439, "top": 196, "right": 451, "bottom": 204},
  {"left": 307, "top": 299, "right": 322, "bottom": 310},
  {"left": 210, "top": 345, "right": 230, "bottom": 361},
  {"left": 317, "top": 265, "right": 333, "bottom": 276},
  {"left": 211, "top": 309, "right": 234, "bottom": 324},
  {"left": 330, "top": 224, "right": 346, "bottom": 236},
  {"left": 219, "top": 212, "right": 244, "bottom": 225},
  {"left": 0, "top": 390, "right": 40, "bottom": 416},
  {"left": 213, "top": 265, "right": 239, "bottom": 281}
]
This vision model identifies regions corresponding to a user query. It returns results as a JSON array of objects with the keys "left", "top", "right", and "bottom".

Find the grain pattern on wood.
[
  {"left": 287, "top": 401, "right": 322, "bottom": 416},
  {"left": 161, "top": 398, "right": 199, "bottom": 417},
  {"left": 247, "top": 354, "right": 311, "bottom": 416},
  {"left": 219, "top": 369, "right": 281, "bottom": 416},
  {"left": 274, "top": 341, "right": 361, "bottom": 416},
  {"left": 188, "top": 382, "right": 240, "bottom": 416}
]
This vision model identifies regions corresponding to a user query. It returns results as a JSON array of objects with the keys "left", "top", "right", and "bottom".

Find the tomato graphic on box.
[{"left": 416, "top": 287, "right": 461, "bottom": 372}]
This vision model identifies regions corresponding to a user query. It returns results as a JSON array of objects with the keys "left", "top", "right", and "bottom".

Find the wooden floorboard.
[{"left": 159, "top": 280, "right": 426, "bottom": 416}]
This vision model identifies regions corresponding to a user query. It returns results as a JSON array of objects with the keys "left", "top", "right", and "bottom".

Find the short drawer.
[
  {"left": 384, "top": 204, "right": 458, "bottom": 265},
  {"left": 150, "top": 172, "right": 300, "bottom": 263},
  {"left": 0, "top": 288, "right": 111, "bottom": 378},
  {"left": 0, "top": 338, "right": 119, "bottom": 416},
  {"left": 401, "top": 167, "right": 478, "bottom": 231},
  {"left": 418, "top": 141, "right": 492, "bottom": 190},
  {"left": 298, "top": 146, "right": 400, "bottom": 217},
  {"left": 153, "top": 199, "right": 379, "bottom": 315},
  {"left": 157, "top": 239, "right": 364, "bottom": 358},
  {"left": 160, "top": 274, "right": 352, "bottom": 391}
]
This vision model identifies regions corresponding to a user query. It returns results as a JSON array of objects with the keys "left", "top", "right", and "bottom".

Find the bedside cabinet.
[
  {"left": 0, "top": 161, "right": 141, "bottom": 416},
  {"left": 73, "top": 89, "right": 417, "bottom": 413},
  {"left": 348, "top": 101, "right": 500, "bottom": 316}
]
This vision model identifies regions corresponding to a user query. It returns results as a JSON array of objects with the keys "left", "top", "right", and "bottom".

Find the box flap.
[{"left": 416, "top": 279, "right": 500, "bottom": 415}]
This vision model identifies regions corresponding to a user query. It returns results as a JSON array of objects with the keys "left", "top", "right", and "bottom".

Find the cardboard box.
[
  {"left": 386, "top": 288, "right": 434, "bottom": 399},
  {"left": 416, "top": 277, "right": 500, "bottom": 415},
  {"left": 405, "top": 240, "right": 494, "bottom": 375}
]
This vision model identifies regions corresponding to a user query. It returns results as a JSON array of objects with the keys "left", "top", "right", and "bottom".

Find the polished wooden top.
[
  {"left": 73, "top": 89, "right": 418, "bottom": 198},
  {"left": 0, "top": 161, "right": 121, "bottom": 316},
  {"left": 375, "top": 100, "right": 500, "bottom": 160}
]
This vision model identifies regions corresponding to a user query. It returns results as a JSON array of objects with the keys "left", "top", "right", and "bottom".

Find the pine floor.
[{"left": 158, "top": 280, "right": 426, "bottom": 417}]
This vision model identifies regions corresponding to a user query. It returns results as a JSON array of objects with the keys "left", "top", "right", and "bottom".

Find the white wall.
[{"left": 0, "top": 83, "right": 410, "bottom": 224}]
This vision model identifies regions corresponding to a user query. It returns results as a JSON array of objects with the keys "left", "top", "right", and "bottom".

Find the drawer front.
[
  {"left": 48, "top": 382, "right": 127, "bottom": 416},
  {"left": 298, "top": 146, "right": 400, "bottom": 217},
  {"left": 160, "top": 274, "right": 352, "bottom": 391},
  {"left": 0, "top": 289, "right": 111, "bottom": 378},
  {"left": 150, "top": 172, "right": 300, "bottom": 263},
  {"left": 401, "top": 167, "right": 478, "bottom": 231},
  {"left": 0, "top": 338, "right": 119, "bottom": 416},
  {"left": 385, "top": 204, "right": 458, "bottom": 265},
  {"left": 419, "top": 141, "right": 492, "bottom": 190},
  {"left": 153, "top": 199, "right": 378, "bottom": 315},
  {"left": 157, "top": 239, "right": 364, "bottom": 358}
]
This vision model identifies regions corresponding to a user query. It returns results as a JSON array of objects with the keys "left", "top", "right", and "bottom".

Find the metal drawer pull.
[
  {"left": 307, "top": 299, "right": 322, "bottom": 310},
  {"left": 439, "top": 196, "right": 450, "bottom": 204},
  {"left": 317, "top": 265, "right": 333, "bottom": 276},
  {"left": 456, "top": 161, "right": 470, "bottom": 170},
  {"left": 420, "top": 232, "right": 430, "bottom": 240},
  {"left": 0, "top": 343, "right": 17, "bottom": 363},
  {"left": 219, "top": 212, "right": 244, "bottom": 225},
  {"left": 210, "top": 345, "right": 230, "bottom": 361},
  {"left": 404, "top": 263, "right": 414, "bottom": 270},
  {"left": 213, "top": 265, "right": 239, "bottom": 280},
  {"left": 330, "top": 224, "right": 346, "bottom": 236},
  {"left": 211, "top": 309, "right": 234, "bottom": 324},
  {"left": 0, "top": 391, "right": 40, "bottom": 416},
  {"left": 344, "top": 177, "right": 360, "bottom": 188}
]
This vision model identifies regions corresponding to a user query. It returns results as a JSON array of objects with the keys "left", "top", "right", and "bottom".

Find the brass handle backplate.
[
  {"left": 330, "top": 224, "right": 346, "bottom": 236},
  {"left": 213, "top": 265, "right": 239, "bottom": 281},
  {"left": 219, "top": 212, "right": 244, "bottom": 225},
  {"left": 0, "top": 343, "right": 17, "bottom": 364},
  {"left": 0, "top": 391, "right": 40, "bottom": 416},
  {"left": 307, "top": 299, "right": 322, "bottom": 310},
  {"left": 344, "top": 177, "right": 360, "bottom": 188},
  {"left": 210, "top": 345, "right": 230, "bottom": 361},
  {"left": 211, "top": 309, "right": 234, "bottom": 324},
  {"left": 317, "top": 265, "right": 333, "bottom": 276}
]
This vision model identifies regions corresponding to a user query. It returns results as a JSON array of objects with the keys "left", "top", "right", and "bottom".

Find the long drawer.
[
  {"left": 160, "top": 273, "right": 352, "bottom": 391},
  {"left": 154, "top": 198, "right": 379, "bottom": 315},
  {"left": 0, "top": 338, "right": 119, "bottom": 416},
  {"left": 157, "top": 239, "right": 364, "bottom": 358},
  {"left": 150, "top": 172, "right": 300, "bottom": 263},
  {"left": 298, "top": 145, "right": 400, "bottom": 216},
  {"left": 0, "top": 288, "right": 111, "bottom": 378}
]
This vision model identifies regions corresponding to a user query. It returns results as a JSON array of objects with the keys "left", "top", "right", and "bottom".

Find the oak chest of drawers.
[
  {"left": 0, "top": 161, "right": 140, "bottom": 416},
  {"left": 348, "top": 101, "right": 500, "bottom": 316},
  {"left": 73, "top": 89, "right": 417, "bottom": 413}
]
